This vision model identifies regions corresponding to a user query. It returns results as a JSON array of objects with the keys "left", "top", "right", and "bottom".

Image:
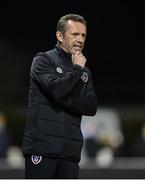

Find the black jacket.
[{"left": 22, "top": 45, "right": 97, "bottom": 162}]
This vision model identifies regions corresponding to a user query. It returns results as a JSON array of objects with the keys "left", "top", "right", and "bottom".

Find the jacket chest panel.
[{"left": 55, "top": 64, "right": 73, "bottom": 76}]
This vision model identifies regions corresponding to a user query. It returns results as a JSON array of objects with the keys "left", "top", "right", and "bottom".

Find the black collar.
[{"left": 55, "top": 44, "right": 72, "bottom": 65}]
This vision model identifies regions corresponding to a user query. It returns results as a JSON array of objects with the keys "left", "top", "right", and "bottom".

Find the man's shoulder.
[
  {"left": 34, "top": 49, "right": 52, "bottom": 58},
  {"left": 32, "top": 48, "right": 59, "bottom": 68},
  {"left": 34, "top": 48, "right": 58, "bottom": 59}
]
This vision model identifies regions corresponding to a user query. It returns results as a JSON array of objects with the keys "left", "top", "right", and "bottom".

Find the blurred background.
[{"left": 0, "top": 0, "right": 145, "bottom": 178}]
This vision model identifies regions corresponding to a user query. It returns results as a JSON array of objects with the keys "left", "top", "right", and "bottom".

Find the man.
[{"left": 22, "top": 13, "right": 97, "bottom": 179}]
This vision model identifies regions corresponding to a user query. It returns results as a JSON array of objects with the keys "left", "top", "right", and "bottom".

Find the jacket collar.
[{"left": 55, "top": 44, "right": 72, "bottom": 65}]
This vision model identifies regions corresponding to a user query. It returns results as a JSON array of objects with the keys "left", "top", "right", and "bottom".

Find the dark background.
[{"left": 0, "top": 0, "right": 145, "bottom": 149}]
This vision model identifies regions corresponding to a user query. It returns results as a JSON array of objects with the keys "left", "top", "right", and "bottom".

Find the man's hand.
[{"left": 72, "top": 51, "right": 87, "bottom": 68}]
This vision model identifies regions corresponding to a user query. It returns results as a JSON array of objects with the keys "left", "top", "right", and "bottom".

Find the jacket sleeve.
[
  {"left": 68, "top": 81, "right": 97, "bottom": 116},
  {"left": 56, "top": 70, "right": 97, "bottom": 116},
  {"left": 30, "top": 53, "right": 84, "bottom": 100}
]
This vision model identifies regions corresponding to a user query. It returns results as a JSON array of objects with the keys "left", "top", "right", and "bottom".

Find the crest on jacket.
[
  {"left": 56, "top": 67, "right": 63, "bottom": 73},
  {"left": 31, "top": 155, "right": 42, "bottom": 165},
  {"left": 81, "top": 72, "right": 88, "bottom": 82}
]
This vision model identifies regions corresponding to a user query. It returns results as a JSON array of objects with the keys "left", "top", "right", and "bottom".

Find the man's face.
[{"left": 57, "top": 20, "right": 87, "bottom": 54}]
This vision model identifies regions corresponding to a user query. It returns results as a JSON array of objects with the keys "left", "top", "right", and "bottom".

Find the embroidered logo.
[
  {"left": 81, "top": 72, "right": 88, "bottom": 83},
  {"left": 31, "top": 155, "right": 42, "bottom": 165},
  {"left": 56, "top": 67, "right": 63, "bottom": 73}
]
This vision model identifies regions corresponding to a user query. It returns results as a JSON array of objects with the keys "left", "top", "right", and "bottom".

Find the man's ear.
[{"left": 56, "top": 31, "right": 63, "bottom": 42}]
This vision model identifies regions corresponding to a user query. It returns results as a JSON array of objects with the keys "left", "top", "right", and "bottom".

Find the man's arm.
[
  {"left": 30, "top": 54, "right": 84, "bottom": 100},
  {"left": 68, "top": 81, "right": 97, "bottom": 116},
  {"left": 56, "top": 71, "right": 97, "bottom": 116}
]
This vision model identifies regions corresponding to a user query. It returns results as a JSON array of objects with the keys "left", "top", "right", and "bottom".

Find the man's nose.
[{"left": 77, "top": 35, "right": 84, "bottom": 42}]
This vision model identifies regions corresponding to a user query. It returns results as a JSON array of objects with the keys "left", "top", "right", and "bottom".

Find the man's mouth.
[{"left": 73, "top": 46, "right": 82, "bottom": 51}]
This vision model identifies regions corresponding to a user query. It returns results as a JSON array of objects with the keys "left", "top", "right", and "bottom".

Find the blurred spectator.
[
  {"left": 6, "top": 145, "right": 24, "bottom": 168},
  {"left": 81, "top": 108, "right": 124, "bottom": 167},
  {"left": 129, "top": 123, "right": 145, "bottom": 157},
  {"left": 0, "top": 112, "right": 11, "bottom": 157}
]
